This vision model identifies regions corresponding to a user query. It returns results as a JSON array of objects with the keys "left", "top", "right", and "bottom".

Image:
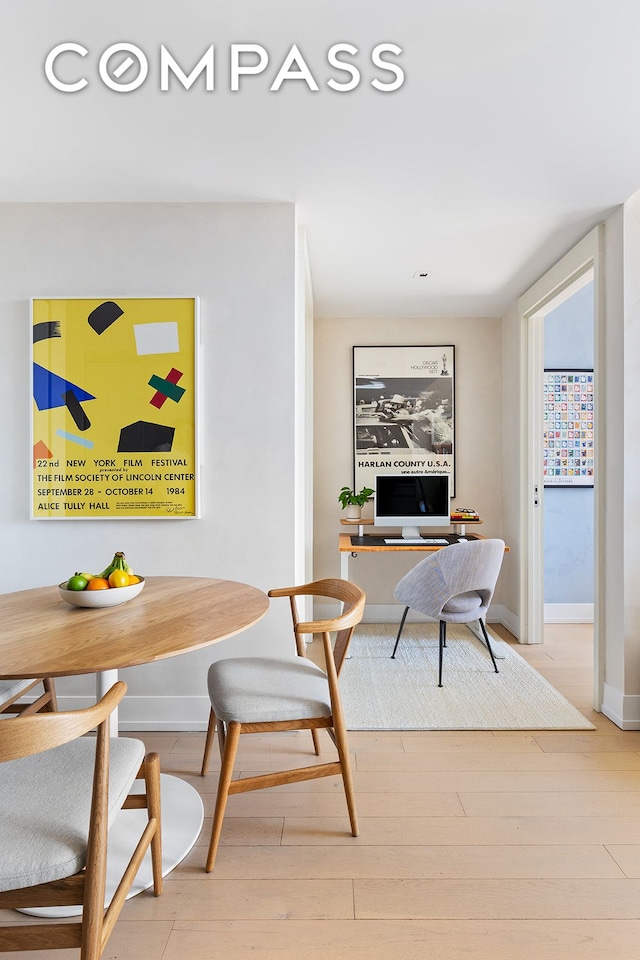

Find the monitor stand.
[{"left": 401, "top": 525, "right": 422, "bottom": 539}]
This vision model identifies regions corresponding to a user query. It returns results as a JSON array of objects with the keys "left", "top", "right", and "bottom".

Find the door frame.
[{"left": 518, "top": 225, "right": 605, "bottom": 709}]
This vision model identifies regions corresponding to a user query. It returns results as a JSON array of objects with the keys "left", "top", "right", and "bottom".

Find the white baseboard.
[
  {"left": 601, "top": 683, "right": 640, "bottom": 730},
  {"left": 492, "top": 604, "right": 520, "bottom": 639},
  {"left": 352, "top": 602, "right": 510, "bottom": 628},
  {"left": 50, "top": 602, "right": 521, "bottom": 730},
  {"left": 544, "top": 603, "right": 593, "bottom": 623},
  {"left": 54, "top": 695, "right": 211, "bottom": 732},
  {"left": 317, "top": 602, "right": 517, "bottom": 630},
  {"left": 361, "top": 604, "right": 432, "bottom": 624}
]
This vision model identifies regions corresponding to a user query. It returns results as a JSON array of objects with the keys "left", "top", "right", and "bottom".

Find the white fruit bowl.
[{"left": 58, "top": 577, "right": 145, "bottom": 608}]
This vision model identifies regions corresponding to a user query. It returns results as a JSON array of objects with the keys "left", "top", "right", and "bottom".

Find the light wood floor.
[{"left": 6, "top": 624, "right": 640, "bottom": 959}]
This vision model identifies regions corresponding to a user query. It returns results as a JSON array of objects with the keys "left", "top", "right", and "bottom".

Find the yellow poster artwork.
[{"left": 31, "top": 297, "right": 199, "bottom": 519}]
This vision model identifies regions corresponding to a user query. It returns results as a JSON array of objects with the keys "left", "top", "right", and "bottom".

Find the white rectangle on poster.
[{"left": 134, "top": 321, "right": 180, "bottom": 355}]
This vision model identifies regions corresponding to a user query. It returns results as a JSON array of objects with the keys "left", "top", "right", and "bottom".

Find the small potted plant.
[{"left": 338, "top": 484, "right": 374, "bottom": 520}]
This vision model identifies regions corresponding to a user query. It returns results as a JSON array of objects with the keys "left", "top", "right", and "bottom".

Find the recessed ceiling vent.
[{"left": 412, "top": 271, "right": 430, "bottom": 279}]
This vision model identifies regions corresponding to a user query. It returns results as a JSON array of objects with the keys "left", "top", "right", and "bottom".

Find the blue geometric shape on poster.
[{"left": 33, "top": 363, "right": 95, "bottom": 411}]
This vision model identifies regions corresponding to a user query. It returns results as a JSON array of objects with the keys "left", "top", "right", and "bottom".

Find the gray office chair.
[{"left": 390, "top": 538, "right": 505, "bottom": 687}]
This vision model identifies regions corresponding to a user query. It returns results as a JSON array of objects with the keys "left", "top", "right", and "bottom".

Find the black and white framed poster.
[
  {"left": 353, "top": 345, "right": 455, "bottom": 496},
  {"left": 543, "top": 368, "right": 594, "bottom": 487}
]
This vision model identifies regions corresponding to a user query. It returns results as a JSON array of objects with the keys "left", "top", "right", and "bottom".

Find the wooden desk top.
[
  {"left": 0, "top": 577, "right": 269, "bottom": 680},
  {"left": 339, "top": 533, "right": 508, "bottom": 553},
  {"left": 339, "top": 517, "right": 483, "bottom": 526},
  {"left": 339, "top": 533, "right": 473, "bottom": 553}
]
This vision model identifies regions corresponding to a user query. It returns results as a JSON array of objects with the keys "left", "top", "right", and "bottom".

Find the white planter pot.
[{"left": 345, "top": 505, "right": 361, "bottom": 520}]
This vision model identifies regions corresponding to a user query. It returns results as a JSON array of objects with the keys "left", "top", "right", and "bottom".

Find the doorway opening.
[
  {"left": 518, "top": 226, "right": 604, "bottom": 711},
  {"left": 542, "top": 277, "right": 594, "bottom": 630}
]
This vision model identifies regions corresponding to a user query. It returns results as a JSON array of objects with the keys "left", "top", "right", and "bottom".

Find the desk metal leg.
[{"left": 341, "top": 550, "right": 351, "bottom": 581}]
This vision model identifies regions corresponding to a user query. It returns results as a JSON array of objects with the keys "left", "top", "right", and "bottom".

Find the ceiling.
[{"left": 3, "top": 1, "right": 640, "bottom": 318}]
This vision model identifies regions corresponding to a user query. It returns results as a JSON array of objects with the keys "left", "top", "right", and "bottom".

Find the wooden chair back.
[
  {"left": 0, "top": 677, "right": 58, "bottom": 717},
  {"left": 269, "top": 577, "right": 366, "bottom": 674},
  {"left": 0, "top": 680, "right": 162, "bottom": 959},
  {"left": 202, "top": 578, "right": 366, "bottom": 872}
]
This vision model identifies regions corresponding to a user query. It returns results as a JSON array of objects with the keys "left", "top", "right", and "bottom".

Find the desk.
[
  {"left": 339, "top": 533, "right": 510, "bottom": 659},
  {"left": 339, "top": 531, "right": 487, "bottom": 580},
  {"left": 0, "top": 576, "right": 269, "bottom": 914},
  {"left": 340, "top": 516, "right": 484, "bottom": 537}
]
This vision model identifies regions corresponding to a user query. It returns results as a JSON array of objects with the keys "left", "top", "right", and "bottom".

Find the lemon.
[{"left": 108, "top": 569, "right": 129, "bottom": 589}]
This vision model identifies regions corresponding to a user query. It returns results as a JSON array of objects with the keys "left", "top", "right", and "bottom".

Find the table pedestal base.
[{"left": 19, "top": 773, "right": 204, "bottom": 918}]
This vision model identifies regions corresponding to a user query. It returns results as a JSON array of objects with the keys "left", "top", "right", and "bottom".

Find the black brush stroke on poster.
[
  {"left": 63, "top": 389, "right": 91, "bottom": 431},
  {"left": 33, "top": 321, "right": 61, "bottom": 342},
  {"left": 117, "top": 421, "right": 175, "bottom": 453},
  {"left": 88, "top": 301, "right": 124, "bottom": 334}
]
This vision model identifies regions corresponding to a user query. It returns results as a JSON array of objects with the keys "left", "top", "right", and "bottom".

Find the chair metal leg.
[
  {"left": 438, "top": 620, "right": 446, "bottom": 687},
  {"left": 478, "top": 619, "right": 499, "bottom": 674},
  {"left": 390, "top": 606, "right": 410, "bottom": 658}
]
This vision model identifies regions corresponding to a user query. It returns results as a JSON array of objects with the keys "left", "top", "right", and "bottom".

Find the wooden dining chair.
[
  {"left": 200, "top": 577, "right": 366, "bottom": 873},
  {"left": 0, "top": 680, "right": 162, "bottom": 959},
  {"left": 0, "top": 676, "right": 58, "bottom": 716}
]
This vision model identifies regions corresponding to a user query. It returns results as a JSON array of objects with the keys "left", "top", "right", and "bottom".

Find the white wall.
[
  {"left": 621, "top": 194, "right": 640, "bottom": 711},
  {"left": 601, "top": 207, "right": 625, "bottom": 700},
  {"left": 0, "top": 202, "right": 305, "bottom": 729},
  {"left": 499, "top": 301, "right": 521, "bottom": 636},
  {"left": 313, "top": 316, "right": 510, "bottom": 622}
]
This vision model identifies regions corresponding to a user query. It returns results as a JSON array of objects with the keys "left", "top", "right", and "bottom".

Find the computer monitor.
[{"left": 374, "top": 473, "right": 451, "bottom": 539}]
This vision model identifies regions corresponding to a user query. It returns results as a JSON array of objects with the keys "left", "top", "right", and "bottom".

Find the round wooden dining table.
[
  {"left": 0, "top": 575, "right": 269, "bottom": 679},
  {"left": 0, "top": 575, "right": 269, "bottom": 915}
]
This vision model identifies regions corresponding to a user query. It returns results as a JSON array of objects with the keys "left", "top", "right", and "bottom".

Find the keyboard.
[{"left": 384, "top": 537, "right": 449, "bottom": 545}]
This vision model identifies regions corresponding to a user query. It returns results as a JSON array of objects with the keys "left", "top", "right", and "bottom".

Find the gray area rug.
[{"left": 341, "top": 623, "right": 595, "bottom": 731}]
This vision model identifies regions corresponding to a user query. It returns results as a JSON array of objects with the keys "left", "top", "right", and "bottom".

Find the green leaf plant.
[{"left": 338, "top": 485, "right": 374, "bottom": 509}]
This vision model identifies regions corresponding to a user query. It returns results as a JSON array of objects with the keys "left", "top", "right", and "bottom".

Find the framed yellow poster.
[{"left": 31, "top": 297, "right": 199, "bottom": 519}]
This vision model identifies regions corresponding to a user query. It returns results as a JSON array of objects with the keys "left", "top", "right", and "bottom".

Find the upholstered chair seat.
[
  {"left": 208, "top": 656, "right": 332, "bottom": 725},
  {"left": 0, "top": 681, "right": 163, "bottom": 959},
  {"left": 0, "top": 736, "right": 144, "bottom": 892}
]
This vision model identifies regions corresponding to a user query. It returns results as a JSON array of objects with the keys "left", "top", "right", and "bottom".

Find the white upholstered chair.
[
  {"left": 0, "top": 681, "right": 162, "bottom": 959},
  {"left": 200, "top": 577, "right": 366, "bottom": 873},
  {"left": 391, "top": 538, "right": 505, "bottom": 687}
]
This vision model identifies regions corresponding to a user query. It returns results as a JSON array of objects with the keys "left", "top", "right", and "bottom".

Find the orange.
[
  {"left": 86, "top": 577, "right": 110, "bottom": 590},
  {"left": 128, "top": 574, "right": 140, "bottom": 585},
  {"left": 108, "top": 569, "right": 129, "bottom": 588}
]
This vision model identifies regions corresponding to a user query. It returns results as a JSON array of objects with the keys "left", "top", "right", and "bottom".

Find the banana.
[{"left": 98, "top": 551, "right": 130, "bottom": 580}]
